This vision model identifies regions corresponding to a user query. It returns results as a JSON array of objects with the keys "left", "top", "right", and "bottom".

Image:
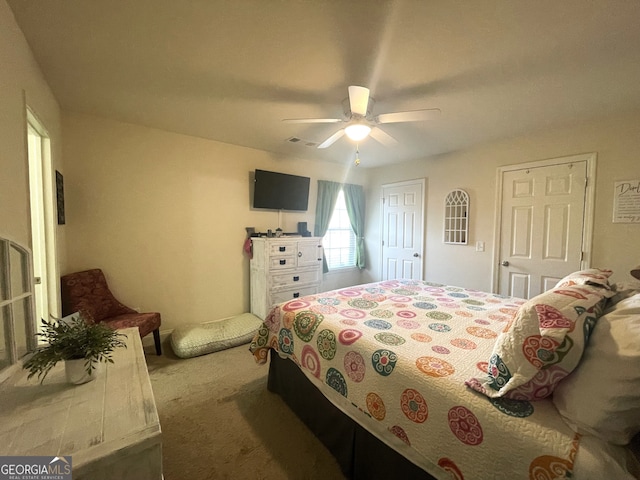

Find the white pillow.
[
  {"left": 608, "top": 280, "right": 640, "bottom": 306},
  {"left": 553, "top": 293, "right": 640, "bottom": 445}
]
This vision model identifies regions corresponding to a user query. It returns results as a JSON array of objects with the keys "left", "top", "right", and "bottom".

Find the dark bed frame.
[{"left": 267, "top": 350, "right": 438, "bottom": 480}]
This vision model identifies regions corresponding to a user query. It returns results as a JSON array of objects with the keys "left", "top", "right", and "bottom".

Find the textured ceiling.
[{"left": 8, "top": 0, "right": 640, "bottom": 167}]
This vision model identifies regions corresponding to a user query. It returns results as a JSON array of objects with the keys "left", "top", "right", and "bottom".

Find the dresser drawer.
[
  {"left": 269, "top": 242, "right": 297, "bottom": 256},
  {"left": 268, "top": 256, "right": 296, "bottom": 270},
  {"left": 271, "top": 268, "right": 320, "bottom": 288},
  {"left": 271, "top": 285, "right": 319, "bottom": 305}
]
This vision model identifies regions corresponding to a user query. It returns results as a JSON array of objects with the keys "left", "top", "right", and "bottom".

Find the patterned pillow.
[{"left": 466, "top": 274, "right": 614, "bottom": 401}]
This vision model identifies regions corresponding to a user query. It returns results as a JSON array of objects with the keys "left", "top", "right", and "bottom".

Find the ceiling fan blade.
[
  {"left": 369, "top": 126, "right": 398, "bottom": 147},
  {"left": 375, "top": 108, "right": 441, "bottom": 124},
  {"left": 282, "top": 118, "right": 342, "bottom": 124},
  {"left": 348, "top": 86, "right": 370, "bottom": 116},
  {"left": 317, "top": 129, "right": 345, "bottom": 149}
]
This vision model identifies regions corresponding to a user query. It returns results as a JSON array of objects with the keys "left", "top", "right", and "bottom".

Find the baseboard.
[{"left": 141, "top": 329, "right": 172, "bottom": 349}]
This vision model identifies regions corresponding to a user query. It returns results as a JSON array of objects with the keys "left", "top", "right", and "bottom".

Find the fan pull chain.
[{"left": 355, "top": 144, "right": 361, "bottom": 166}]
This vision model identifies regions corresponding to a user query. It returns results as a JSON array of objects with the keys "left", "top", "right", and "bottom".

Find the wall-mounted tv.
[{"left": 253, "top": 169, "right": 310, "bottom": 211}]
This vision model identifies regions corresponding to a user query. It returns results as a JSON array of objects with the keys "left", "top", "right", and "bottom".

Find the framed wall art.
[{"left": 56, "top": 170, "right": 65, "bottom": 225}]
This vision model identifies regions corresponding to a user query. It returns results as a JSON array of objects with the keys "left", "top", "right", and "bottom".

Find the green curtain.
[
  {"left": 314, "top": 180, "right": 342, "bottom": 273},
  {"left": 343, "top": 183, "right": 366, "bottom": 269}
]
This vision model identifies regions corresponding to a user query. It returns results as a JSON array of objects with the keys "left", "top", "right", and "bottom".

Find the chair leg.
[{"left": 153, "top": 328, "right": 162, "bottom": 355}]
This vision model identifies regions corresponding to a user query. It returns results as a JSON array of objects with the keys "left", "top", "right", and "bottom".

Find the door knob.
[
  {"left": 413, "top": 253, "right": 419, "bottom": 258},
  {"left": 501, "top": 261, "right": 509, "bottom": 267}
]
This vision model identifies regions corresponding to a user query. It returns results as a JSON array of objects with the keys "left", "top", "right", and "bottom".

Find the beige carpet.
[{"left": 145, "top": 341, "right": 346, "bottom": 480}]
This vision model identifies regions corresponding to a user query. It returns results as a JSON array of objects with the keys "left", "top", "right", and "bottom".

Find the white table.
[{"left": 0, "top": 328, "right": 162, "bottom": 480}]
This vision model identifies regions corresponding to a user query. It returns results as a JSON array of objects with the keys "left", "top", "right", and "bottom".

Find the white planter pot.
[{"left": 65, "top": 359, "right": 102, "bottom": 385}]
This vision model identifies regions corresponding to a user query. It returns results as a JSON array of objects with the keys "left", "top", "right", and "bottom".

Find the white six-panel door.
[
  {"left": 497, "top": 160, "right": 589, "bottom": 299},
  {"left": 381, "top": 179, "right": 425, "bottom": 280}
]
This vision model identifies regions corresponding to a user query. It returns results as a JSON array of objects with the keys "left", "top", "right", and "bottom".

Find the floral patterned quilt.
[{"left": 250, "top": 280, "right": 582, "bottom": 480}]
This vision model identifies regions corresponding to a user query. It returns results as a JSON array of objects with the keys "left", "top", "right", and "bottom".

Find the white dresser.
[
  {"left": 0, "top": 328, "right": 162, "bottom": 480},
  {"left": 250, "top": 237, "right": 323, "bottom": 319}
]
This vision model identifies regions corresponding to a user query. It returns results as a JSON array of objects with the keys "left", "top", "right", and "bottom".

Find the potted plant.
[{"left": 23, "top": 315, "right": 127, "bottom": 384}]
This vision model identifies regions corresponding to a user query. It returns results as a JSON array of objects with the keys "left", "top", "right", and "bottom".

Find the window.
[
  {"left": 323, "top": 190, "right": 356, "bottom": 269},
  {"left": 0, "top": 238, "right": 35, "bottom": 372}
]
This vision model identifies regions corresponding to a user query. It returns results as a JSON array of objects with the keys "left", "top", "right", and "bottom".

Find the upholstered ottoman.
[{"left": 170, "top": 313, "right": 263, "bottom": 359}]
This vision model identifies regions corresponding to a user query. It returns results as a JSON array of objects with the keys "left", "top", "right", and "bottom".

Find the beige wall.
[
  {"left": 62, "top": 112, "right": 364, "bottom": 331},
  {"left": 0, "top": 2, "right": 64, "bottom": 275},
  {"left": 364, "top": 109, "right": 640, "bottom": 290},
  {"left": 6, "top": 0, "right": 639, "bottom": 334}
]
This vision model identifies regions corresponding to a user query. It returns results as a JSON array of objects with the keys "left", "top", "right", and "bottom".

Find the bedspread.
[{"left": 250, "top": 280, "right": 582, "bottom": 479}]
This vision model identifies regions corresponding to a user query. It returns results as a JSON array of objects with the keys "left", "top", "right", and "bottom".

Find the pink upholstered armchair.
[{"left": 60, "top": 268, "right": 162, "bottom": 355}]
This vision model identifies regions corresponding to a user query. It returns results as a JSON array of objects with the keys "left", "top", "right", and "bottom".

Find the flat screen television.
[{"left": 253, "top": 169, "right": 310, "bottom": 211}]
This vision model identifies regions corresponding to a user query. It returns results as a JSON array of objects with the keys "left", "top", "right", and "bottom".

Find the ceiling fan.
[{"left": 283, "top": 85, "right": 440, "bottom": 149}]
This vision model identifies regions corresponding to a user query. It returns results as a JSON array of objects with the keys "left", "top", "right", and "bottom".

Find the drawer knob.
[
  {"left": 293, "top": 292, "right": 300, "bottom": 298},
  {"left": 297, "top": 252, "right": 302, "bottom": 257},
  {"left": 279, "top": 246, "right": 286, "bottom": 252},
  {"left": 293, "top": 276, "right": 300, "bottom": 282},
  {"left": 279, "top": 259, "right": 286, "bottom": 265}
]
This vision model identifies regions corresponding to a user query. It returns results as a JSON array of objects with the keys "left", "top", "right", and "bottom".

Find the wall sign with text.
[{"left": 613, "top": 179, "right": 640, "bottom": 223}]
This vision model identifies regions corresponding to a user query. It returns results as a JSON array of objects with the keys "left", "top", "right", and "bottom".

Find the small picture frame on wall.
[
  {"left": 56, "top": 170, "right": 65, "bottom": 225},
  {"left": 613, "top": 179, "right": 640, "bottom": 223}
]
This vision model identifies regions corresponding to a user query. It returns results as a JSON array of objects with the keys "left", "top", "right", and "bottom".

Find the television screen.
[{"left": 253, "top": 169, "right": 310, "bottom": 211}]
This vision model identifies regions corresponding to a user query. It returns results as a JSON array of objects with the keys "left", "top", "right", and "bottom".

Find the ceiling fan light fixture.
[{"left": 345, "top": 123, "right": 371, "bottom": 141}]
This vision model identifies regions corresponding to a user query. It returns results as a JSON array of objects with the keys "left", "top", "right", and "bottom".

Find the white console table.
[{"left": 0, "top": 327, "right": 162, "bottom": 480}]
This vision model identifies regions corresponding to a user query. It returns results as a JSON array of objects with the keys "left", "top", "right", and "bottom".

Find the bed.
[{"left": 250, "top": 270, "right": 640, "bottom": 479}]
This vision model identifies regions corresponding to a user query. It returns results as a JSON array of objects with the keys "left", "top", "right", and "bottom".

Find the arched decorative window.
[
  {"left": 0, "top": 237, "right": 35, "bottom": 372},
  {"left": 444, "top": 189, "right": 469, "bottom": 244}
]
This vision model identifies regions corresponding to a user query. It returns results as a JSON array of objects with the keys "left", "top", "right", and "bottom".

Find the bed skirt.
[{"left": 267, "top": 349, "right": 437, "bottom": 480}]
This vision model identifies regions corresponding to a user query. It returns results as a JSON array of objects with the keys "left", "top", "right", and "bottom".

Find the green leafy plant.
[{"left": 23, "top": 315, "right": 127, "bottom": 382}]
